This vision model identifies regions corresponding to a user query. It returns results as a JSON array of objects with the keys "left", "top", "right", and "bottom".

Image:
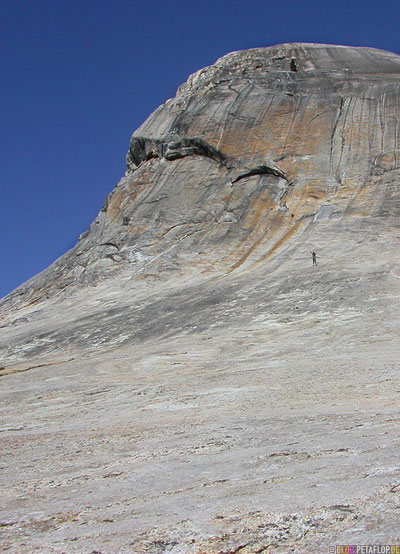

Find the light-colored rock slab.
[{"left": 1, "top": 43, "right": 400, "bottom": 553}]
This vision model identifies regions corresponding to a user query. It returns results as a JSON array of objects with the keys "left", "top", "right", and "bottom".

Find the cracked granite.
[{"left": 1, "top": 43, "right": 400, "bottom": 553}]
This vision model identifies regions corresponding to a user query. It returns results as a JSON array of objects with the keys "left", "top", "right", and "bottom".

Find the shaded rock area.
[
  {"left": 1, "top": 43, "right": 400, "bottom": 553},
  {"left": 126, "top": 136, "right": 227, "bottom": 172}
]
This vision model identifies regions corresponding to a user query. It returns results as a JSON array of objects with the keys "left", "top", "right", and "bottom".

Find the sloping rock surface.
[{"left": 1, "top": 43, "right": 400, "bottom": 553}]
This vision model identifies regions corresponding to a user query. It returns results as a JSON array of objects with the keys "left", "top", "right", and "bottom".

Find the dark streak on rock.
[
  {"left": 232, "top": 165, "right": 288, "bottom": 183},
  {"left": 99, "top": 242, "right": 119, "bottom": 250},
  {"left": 126, "top": 136, "right": 227, "bottom": 172}
]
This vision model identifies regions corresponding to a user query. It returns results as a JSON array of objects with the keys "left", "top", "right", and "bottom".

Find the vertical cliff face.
[{"left": 1, "top": 44, "right": 400, "bottom": 553}]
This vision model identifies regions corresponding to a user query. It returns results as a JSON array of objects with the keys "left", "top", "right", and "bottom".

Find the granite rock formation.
[{"left": 1, "top": 44, "right": 400, "bottom": 553}]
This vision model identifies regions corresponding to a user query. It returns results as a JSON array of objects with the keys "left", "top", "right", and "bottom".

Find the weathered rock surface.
[{"left": 1, "top": 43, "right": 400, "bottom": 553}]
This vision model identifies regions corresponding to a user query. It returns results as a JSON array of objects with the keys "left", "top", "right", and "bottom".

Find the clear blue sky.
[{"left": 1, "top": 0, "right": 399, "bottom": 298}]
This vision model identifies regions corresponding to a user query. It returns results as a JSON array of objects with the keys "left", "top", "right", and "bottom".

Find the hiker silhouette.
[{"left": 311, "top": 251, "right": 317, "bottom": 266}]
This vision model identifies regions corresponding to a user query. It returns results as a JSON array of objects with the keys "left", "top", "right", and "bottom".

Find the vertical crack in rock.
[{"left": 329, "top": 96, "right": 345, "bottom": 185}]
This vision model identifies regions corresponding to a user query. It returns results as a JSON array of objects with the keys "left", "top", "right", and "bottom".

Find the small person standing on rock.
[{"left": 311, "top": 251, "right": 317, "bottom": 266}]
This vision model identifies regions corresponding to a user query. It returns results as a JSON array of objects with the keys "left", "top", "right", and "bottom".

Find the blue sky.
[{"left": 1, "top": 0, "right": 399, "bottom": 298}]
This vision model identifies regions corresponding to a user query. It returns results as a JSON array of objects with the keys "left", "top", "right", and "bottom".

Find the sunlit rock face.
[
  {"left": 1, "top": 44, "right": 400, "bottom": 553},
  {"left": 3, "top": 43, "right": 400, "bottom": 313}
]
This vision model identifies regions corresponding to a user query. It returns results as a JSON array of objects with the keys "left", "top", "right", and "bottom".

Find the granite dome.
[{"left": 1, "top": 44, "right": 400, "bottom": 553}]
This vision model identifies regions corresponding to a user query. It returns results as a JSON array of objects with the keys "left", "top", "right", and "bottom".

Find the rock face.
[{"left": 1, "top": 44, "right": 400, "bottom": 553}]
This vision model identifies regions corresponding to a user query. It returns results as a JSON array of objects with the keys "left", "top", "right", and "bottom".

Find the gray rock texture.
[{"left": 1, "top": 43, "right": 400, "bottom": 553}]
